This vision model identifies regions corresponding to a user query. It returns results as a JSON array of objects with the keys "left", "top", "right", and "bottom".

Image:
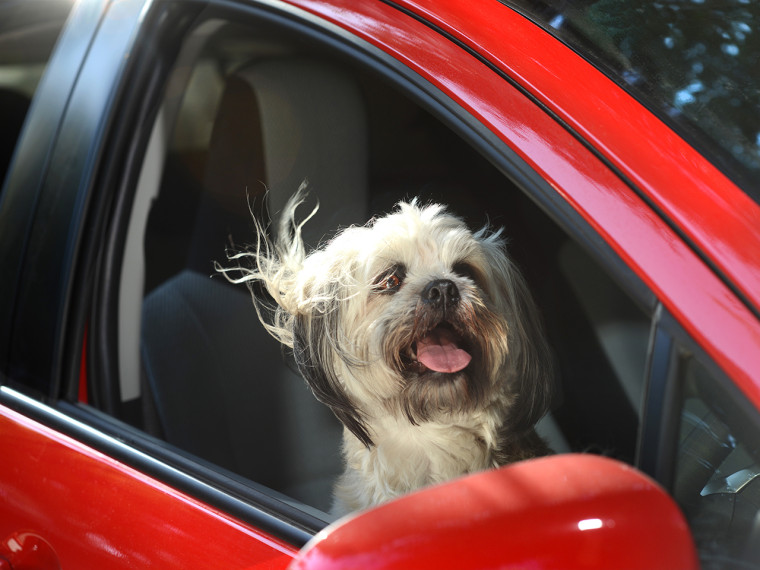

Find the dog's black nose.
[{"left": 422, "top": 279, "right": 459, "bottom": 309}]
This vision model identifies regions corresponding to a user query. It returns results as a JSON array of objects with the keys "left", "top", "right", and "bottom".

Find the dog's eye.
[
  {"left": 453, "top": 261, "right": 479, "bottom": 284},
  {"left": 375, "top": 265, "right": 406, "bottom": 293},
  {"left": 383, "top": 274, "right": 402, "bottom": 290}
]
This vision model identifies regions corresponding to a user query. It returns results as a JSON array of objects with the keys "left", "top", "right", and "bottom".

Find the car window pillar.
[{"left": 637, "top": 304, "right": 683, "bottom": 488}]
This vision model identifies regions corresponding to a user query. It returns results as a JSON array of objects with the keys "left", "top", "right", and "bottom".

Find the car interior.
[{"left": 106, "top": 20, "right": 653, "bottom": 516}]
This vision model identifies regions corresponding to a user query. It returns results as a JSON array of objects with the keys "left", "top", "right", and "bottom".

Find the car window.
[
  {"left": 672, "top": 353, "right": 760, "bottom": 568},
  {"left": 0, "top": 0, "right": 72, "bottom": 192},
  {"left": 91, "top": 10, "right": 654, "bottom": 519}
]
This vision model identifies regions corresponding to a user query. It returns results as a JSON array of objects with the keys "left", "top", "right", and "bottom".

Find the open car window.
[{"left": 88, "top": 7, "right": 655, "bottom": 521}]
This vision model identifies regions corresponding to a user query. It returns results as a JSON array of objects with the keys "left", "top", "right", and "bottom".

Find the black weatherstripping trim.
[
  {"left": 0, "top": 386, "right": 317, "bottom": 547},
  {"left": 637, "top": 305, "right": 681, "bottom": 489},
  {"left": 0, "top": 0, "right": 110, "bottom": 381},
  {"left": 381, "top": 0, "right": 760, "bottom": 325}
]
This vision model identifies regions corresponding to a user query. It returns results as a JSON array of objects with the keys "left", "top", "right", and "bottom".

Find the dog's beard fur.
[
  {"left": 219, "top": 186, "right": 554, "bottom": 514},
  {"left": 378, "top": 277, "right": 508, "bottom": 424}
]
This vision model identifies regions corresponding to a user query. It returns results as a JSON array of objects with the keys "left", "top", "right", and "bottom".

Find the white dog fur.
[{"left": 220, "top": 187, "right": 554, "bottom": 514}]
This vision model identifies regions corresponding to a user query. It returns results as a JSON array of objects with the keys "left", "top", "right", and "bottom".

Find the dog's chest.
[{"left": 366, "top": 420, "right": 493, "bottom": 487}]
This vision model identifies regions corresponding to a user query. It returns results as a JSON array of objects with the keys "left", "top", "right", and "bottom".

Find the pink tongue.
[{"left": 416, "top": 328, "right": 472, "bottom": 373}]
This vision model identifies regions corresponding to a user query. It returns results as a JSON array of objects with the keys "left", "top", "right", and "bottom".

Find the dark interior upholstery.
[{"left": 0, "top": 89, "right": 30, "bottom": 191}]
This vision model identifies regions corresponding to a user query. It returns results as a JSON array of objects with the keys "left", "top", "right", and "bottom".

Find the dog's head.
[{"left": 225, "top": 191, "right": 553, "bottom": 448}]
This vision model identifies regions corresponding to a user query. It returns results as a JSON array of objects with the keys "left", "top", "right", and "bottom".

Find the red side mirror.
[{"left": 291, "top": 454, "right": 697, "bottom": 569}]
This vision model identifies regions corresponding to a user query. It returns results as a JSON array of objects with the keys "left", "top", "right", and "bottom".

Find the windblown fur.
[{"left": 220, "top": 186, "right": 554, "bottom": 514}]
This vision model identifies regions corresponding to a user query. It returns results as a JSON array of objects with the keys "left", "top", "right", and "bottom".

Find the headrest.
[{"left": 198, "top": 58, "right": 368, "bottom": 264}]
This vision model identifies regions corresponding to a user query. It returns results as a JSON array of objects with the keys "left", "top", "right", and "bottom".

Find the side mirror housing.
[{"left": 291, "top": 454, "right": 698, "bottom": 569}]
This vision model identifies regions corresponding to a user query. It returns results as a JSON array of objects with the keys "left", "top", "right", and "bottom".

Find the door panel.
[{"left": 0, "top": 398, "right": 296, "bottom": 569}]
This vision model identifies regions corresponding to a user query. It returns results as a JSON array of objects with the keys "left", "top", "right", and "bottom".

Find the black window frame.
[
  {"left": 0, "top": 0, "right": 108, "bottom": 386},
  {"left": 638, "top": 305, "right": 684, "bottom": 487}
]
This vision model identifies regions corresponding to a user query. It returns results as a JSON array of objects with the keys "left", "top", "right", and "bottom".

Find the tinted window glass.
[
  {"left": 0, "top": 0, "right": 72, "bottom": 188},
  {"left": 673, "top": 355, "right": 760, "bottom": 568},
  {"left": 507, "top": 0, "right": 760, "bottom": 200}
]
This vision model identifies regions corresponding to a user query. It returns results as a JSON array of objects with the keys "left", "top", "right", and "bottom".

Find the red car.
[{"left": 1, "top": 0, "right": 758, "bottom": 568}]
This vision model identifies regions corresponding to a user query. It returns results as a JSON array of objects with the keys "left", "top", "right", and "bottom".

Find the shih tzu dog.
[{"left": 221, "top": 188, "right": 554, "bottom": 514}]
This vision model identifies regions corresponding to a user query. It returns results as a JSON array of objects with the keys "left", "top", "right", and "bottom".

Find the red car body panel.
[
  {"left": 0, "top": 403, "right": 297, "bottom": 569},
  {"left": 292, "top": 455, "right": 698, "bottom": 570},
  {"left": 285, "top": 0, "right": 760, "bottom": 415}
]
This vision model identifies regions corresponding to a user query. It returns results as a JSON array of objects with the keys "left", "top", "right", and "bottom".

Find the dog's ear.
[
  {"left": 481, "top": 235, "right": 556, "bottom": 433},
  {"left": 505, "top": 267, "right": 556, "bottom": 433},
  {"left": 292, "top": 304, "right": 374, "bottom": 448}
]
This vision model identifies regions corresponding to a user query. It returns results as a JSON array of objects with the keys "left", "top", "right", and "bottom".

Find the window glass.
[
  {"left": 673, "top": 355, "right": 760, "bottom": 568},
  {"left": 0, "top": 0, "right": 72, "bottom": 188},
  {"left": 104, "top": 13, "right": 653, "bottom": 517}
]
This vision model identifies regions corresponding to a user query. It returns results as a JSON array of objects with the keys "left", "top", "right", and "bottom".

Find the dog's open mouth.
[{"left": 412, "top": 323, "right": 472, "bottom": 374}]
